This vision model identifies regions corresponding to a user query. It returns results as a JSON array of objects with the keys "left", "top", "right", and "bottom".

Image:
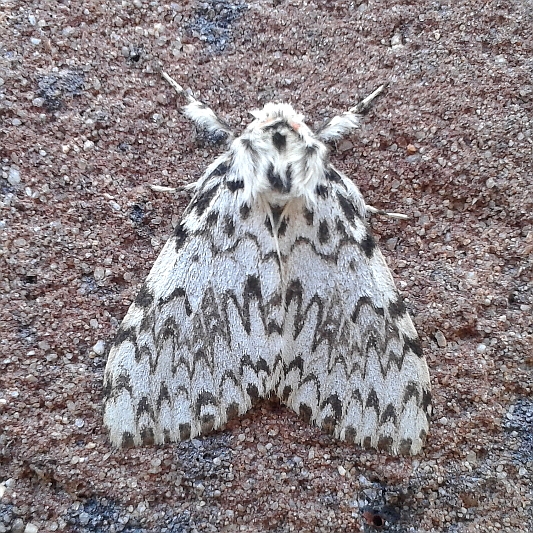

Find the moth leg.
[
  {"left": 366, "top": 204, "right": 408, "bottom": 220},
  {"left": 348, "top": 83, "right": 388, "bottom": 114},
  {"left": 161, "top": 71, "right": 234, "bottom": 140},
  {"left": 316, "top": 83, "right": 388, "bottom": 142}
]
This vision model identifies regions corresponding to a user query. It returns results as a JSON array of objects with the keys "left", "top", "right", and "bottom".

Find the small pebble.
[
  {"left": 92, "top": 340, "right": 105, "bottom": 355},
  {"left": 386, "top": 237, "right": 398, "bottom": 251},
  {"left": 8, "top": 167, "right": 21, "bottom": 185},
  {"left": 11, "top": 519, "right": 25, "bottom": 533},
  {"left": 83, "top": 140, "right": 95, "bottom": 151},
  {"left": 465, "top": 451, "right": 477, "bottom": 464},
  {"left": 435, "top": 330, "right": 447, "bottom": 348},
  {"left": 337, "top": 140, "right": 353, "bottom": 153},
  {"left": 390, "top": 33, "right": 402, "bottom": 48}
]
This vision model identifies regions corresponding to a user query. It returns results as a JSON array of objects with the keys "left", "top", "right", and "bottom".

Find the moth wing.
[
  {"left": 103, "top": 164, "right": 283, "bottom": 447},
  {"left": 279, "top": 173, "right": 431, "bottom": 454}
]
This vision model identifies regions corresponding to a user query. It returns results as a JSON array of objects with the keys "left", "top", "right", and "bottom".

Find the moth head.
[
  {"left": 238, "top": 103, "right": 329, "bottom": 204},
  {"left": 247, "top": 103, "right": 318, "bottom": 152}
]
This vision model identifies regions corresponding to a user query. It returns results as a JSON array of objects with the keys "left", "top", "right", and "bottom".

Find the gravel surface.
[{"left": 1, "top": 0, "right": 532, "bottom": 531}]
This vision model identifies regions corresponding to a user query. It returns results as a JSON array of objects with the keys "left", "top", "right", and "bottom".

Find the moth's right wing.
[
  {"left": 103, "top": 159, "right": 283, "bottom": 447},
  {"left": 278, "top": 169, "right": 431, "bottom": 454}
]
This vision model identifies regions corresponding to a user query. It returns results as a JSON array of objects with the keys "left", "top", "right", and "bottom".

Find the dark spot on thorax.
[
  {"left": 272, "top": 131, "right": 286, "bottom": 151},
  {"left": 267, "top": 163, "right": 285, "bottom": 192},
  {"left": 316, "top": 184, "right": 329, "bottom": 198},
  {"left": 227, "top": 180, "right": 244, "bottom": 192},
  {"left": 285, "top": 163, "right": 293, "bottom": 191}
]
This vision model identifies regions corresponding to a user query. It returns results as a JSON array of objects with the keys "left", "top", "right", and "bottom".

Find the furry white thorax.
[{"left": 227, "top": 103, "right": 330, "bottom": 206}]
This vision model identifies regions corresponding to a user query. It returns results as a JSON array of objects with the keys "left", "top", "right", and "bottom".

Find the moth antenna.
[
  {"left": 161, "top": 71, "right": 235, "bottom": 140},
  {"left": 317, "top": 83, "right": 388, "bottom": 142},
  {"left": 149, "top": 184, "right": 179, "bottom": 193},
  {"left": 366, "top": 204, "right": 409, "bottom": 220}
]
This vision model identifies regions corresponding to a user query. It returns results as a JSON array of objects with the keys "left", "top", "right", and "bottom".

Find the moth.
[{"left": 103, "top": 73, "right": 431, "bottom": 455}]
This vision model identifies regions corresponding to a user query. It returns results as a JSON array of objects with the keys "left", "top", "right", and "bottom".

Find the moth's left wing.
[
  {"left": 103, "top": 158, "right": 284, "bottom": 447},
  {"left": 278, "top": 168, "right": 431, "bottom": 454}
]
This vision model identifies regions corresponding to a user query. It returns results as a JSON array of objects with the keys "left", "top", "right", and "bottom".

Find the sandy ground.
[{"left": 1, "top": 0, "right": 532, "bottom": 531}]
